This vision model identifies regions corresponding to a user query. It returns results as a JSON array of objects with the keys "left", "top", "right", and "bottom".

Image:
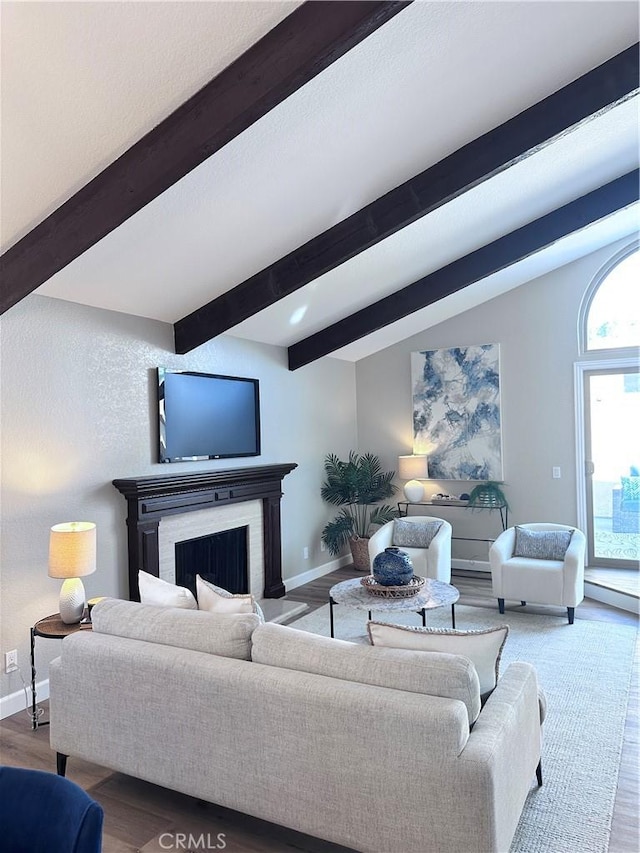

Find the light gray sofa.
[{"left": 50, "top": 599, "right": 542, "bottom": 853}]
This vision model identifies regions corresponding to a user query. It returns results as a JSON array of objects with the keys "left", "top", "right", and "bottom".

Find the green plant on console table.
[
  {"left": 467, "top": 481, "right": 509, "bottom": 511},
  {"left": 320, "top": 452, "right": 399, "bottom": 556}
]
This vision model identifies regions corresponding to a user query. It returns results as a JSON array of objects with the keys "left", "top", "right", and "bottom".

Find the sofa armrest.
[{"left": 455, "top": 661, "right": 541, "bottom": 853}]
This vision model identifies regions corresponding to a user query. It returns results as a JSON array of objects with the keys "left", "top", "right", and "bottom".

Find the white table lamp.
[
  {"left": 49, "top": 522, "right": 97, "bottom": 624},
  {"left": 398, "top": 455, "right": 429, "bottom": 502}
]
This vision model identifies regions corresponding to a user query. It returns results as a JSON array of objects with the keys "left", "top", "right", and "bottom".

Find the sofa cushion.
[
  {"left": 251, "top": 622, "right": 481, "bottom": 724},
  {"left": 367, "top": 621, "right": 508, "bottom": 697},
  {"left": 138, "top": 570, "right": 197, "bottom": 609},
  {"left": 513, "top": 526, "right": 573, "bottom": 561},
  {"left": 196, "top": 575, "right": 264, "bottom": 622},
  {"left": 91, "top": 598, "right": 259, "bottom": 660},
  {"left": 392, "top": 519, "right": 442, "bottom": 548}
]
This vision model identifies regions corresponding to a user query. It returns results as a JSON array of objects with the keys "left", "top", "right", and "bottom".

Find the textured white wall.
[
  {"left": 355, "top": 237, "right": 637, "bottom": 558},
  {"left": 0, "top": 294, "right": 356, "bottom": 699}
]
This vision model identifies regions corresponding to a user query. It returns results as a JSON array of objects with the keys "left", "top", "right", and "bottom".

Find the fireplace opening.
[{"left": 175, "top": 526, "right": 249, "bottom": 598}]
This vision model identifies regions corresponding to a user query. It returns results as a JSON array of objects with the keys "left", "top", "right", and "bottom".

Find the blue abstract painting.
[{"left": 411, "top": 344, "right": 503, "bottom": 480}]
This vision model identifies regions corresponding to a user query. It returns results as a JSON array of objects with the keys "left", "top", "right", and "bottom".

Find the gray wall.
[
  {"left": 0, "top": 294, "right": 356, "bottom": 699},
  {"left": 356, "top": 237, "right": 637, "bottom": 559}
]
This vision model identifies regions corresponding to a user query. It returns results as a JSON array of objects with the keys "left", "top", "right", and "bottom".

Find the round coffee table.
[{"left": 328, "top": 576, "right": 459, "bottom": 639}]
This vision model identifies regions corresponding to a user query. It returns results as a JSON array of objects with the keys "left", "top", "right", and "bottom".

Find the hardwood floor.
[
  {"left": 585, "top": 566, "right": 640, "bottom": 599},
  {"left": 1, "top": 569, "right": 637, "bottom": 852}
]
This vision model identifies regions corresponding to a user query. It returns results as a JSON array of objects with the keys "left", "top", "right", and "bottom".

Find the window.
[{"left": 585, "top": 248, "right": 640, "bottom": 352}]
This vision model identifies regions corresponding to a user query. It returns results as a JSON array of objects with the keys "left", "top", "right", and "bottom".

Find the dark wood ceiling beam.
[
  {"left": 174, "top": 42, "right": 639, "bottom": 354},
  {"left": 0, "top": 1, "right": 411, "bottom": 315},
  {"left": 287, "top": 170, "right": 640, "bottom": 369}
]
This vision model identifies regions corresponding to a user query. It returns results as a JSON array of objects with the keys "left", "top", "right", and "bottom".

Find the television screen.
[{"left": 158, "top": 368, "right": 261, "bottom": 463}]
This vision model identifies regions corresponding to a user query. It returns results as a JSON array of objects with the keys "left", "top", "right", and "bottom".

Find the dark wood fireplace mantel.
[{"left": 113, "top": 463, "right": 297, "bottom": 601}]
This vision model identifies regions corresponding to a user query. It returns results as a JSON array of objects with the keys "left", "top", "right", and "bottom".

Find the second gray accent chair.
[{"left": 489, "top": 523, "right": 586, "bottom": 624}]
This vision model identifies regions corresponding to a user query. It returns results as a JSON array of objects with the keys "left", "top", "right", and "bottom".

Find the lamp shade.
[
  {"left": 49, "top": 522, "right": 97, "bottom": 579},
  {"left": 398, "top": 455, "right": 429, "bottom": 481}
]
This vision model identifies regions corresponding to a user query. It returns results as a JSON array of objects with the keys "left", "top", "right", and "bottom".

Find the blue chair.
[{"left": 0, "top": 765, "right": 103, "bottom": 852}]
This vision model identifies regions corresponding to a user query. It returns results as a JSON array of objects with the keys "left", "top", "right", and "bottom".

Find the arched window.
[{"left": 585, "top": 248, "right": 640, "bottom": 352}]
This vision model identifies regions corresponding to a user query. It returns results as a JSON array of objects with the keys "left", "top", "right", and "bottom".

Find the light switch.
[{"left": 552, "top": 467, "right": 561, "bottom": 479}]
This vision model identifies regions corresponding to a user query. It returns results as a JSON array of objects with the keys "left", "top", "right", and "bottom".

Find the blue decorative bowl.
[{"left": 372, "top": 547, "right": 414, "bottom": 586}]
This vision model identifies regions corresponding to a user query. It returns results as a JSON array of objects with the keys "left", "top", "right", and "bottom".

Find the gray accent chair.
[
  {"left": 368, "top": 516, "right": 452, "bottom": 581},
  {"left": 490, "top": 523, "right": 586, "bottom": 624}
]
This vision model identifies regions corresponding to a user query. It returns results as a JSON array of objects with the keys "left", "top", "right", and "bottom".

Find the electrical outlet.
[
  {"left": 320, "top": 540, "right": 326, "bottom": 552},
  {"left": 303, "top": 546, "right": 309, "bottom": 560},
  {"left": 4, "top": 650, "right": 18, "bottom": 674},
  {"left": 552, "top": 467, "right": 561, "bottom": 479}
]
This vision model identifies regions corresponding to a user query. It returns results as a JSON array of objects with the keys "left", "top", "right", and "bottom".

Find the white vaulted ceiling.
[
  {"left": 2, "top": 1, "right": 639, "bottom": 362},
  {"left": 0, "top": 0, "right": 302, "bottom": 249}
]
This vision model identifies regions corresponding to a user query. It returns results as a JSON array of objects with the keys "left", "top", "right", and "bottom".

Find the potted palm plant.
[{"left": 320, "top": 452, "right": 399, "bottom": 571}]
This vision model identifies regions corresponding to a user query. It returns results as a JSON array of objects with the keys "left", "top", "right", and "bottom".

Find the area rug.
[{"left": 289, "top": 603, "right": 637, "bottom": 853}]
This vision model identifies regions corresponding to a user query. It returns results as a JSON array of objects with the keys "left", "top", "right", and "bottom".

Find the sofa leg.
[
  {"left": 536, "top": 760, "right": 543, "bottom": 787},
  {"left": 498, "top": 598, "right": 505, "bottom": 614},
  {"left": 568, "top": 607, "right": 575, "bottom": 625},
  {"left": 56, "top": 753, "right": 68, "bottom": 777}
]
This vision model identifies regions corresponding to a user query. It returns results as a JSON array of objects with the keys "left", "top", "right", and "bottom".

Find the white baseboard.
[
  {"left": 585, "top": 582, "right": 639, "bottom": 615},
  {"left": 1, "top": 676, "right": 48, "bottom": 721},
  {"left": 452, "top": 558, "right": 490, "bottom": 572},
  {"left": 285, "top": 555, "right": 351, "bottom": 592}
]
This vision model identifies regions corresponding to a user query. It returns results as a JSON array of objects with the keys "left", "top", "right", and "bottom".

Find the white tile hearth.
[
  {"left": 260, "top": 599, "right": 308, "bottom": 624},
  {"left": 158, "top": 500, "right": 264, "bottom": 598}
]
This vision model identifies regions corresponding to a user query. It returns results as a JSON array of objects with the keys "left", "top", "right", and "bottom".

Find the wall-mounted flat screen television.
[{"left": 158, "top": 368, "right": 261, "bottom": 463}]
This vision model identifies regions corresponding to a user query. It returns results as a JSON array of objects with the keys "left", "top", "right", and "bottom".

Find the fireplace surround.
[{"left": 113, "top": 463, "right": 297, "bottom": 601}]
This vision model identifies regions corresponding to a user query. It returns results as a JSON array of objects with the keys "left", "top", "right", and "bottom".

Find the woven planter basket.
[{"left": 349, "top": 536, "right": 371, "bottom": 572}]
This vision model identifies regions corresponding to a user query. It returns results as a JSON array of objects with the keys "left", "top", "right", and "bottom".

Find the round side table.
[
  {"left": 328, "top": 576, "right": 459, "bottom": 639},
  {"left": 30, "top": 613, "right": 92, "bottom": 730}
]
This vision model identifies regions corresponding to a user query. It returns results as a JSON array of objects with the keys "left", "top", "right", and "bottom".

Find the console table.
[{"left": 397, "top": 499, "right": 508, "bottom": 541}]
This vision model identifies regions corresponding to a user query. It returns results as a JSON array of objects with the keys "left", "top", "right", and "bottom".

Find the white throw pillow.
[
  {"left": 196, "top": 575, "right": 264, "bottom": 621},
  {"left": 367, "top": 621, "right": 509, "bottom": 697},
  {"left": 138, "top": 570, "right": 197, "bottom": 609}
]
